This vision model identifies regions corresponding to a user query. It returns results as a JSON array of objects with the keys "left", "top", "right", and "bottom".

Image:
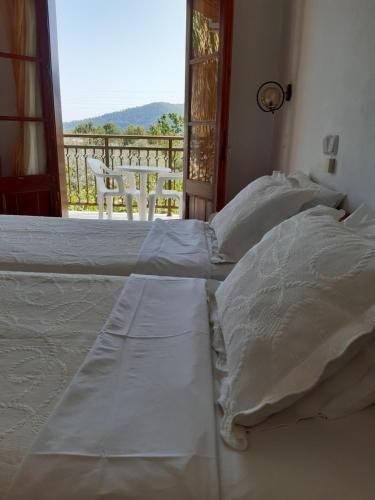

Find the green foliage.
[
  {"left": 71, "top": 121, "right": 97, "bottom": 134},
  {"left": 100, "top": 122, "right": 121, "bottom": 135},
  {"left": 148, "top": 112, "right": 184, "bottom": 136},
  {"left": 70, "top": 114, "right": 184, "bottom": 138},
  {"left": 64, "top": 102, "right": 184, "bottom": 132},
  {"left": 71, "top": 121, "right": 121, "bottom": 135},
  {"left": 124, "top": 125, "right": 145, "bottom": 135}
]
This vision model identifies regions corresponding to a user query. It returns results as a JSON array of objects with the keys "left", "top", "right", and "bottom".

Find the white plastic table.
[{"left": 117, "top": 165, "right": 171, "bottom": 221}]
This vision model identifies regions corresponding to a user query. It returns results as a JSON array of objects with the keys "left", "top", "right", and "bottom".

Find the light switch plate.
[{"left": 328, "top": 158, "right": 336, "bottom": 174}]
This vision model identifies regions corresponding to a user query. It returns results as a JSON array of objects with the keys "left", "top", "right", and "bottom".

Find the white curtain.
[{"left": 23, "top": 0, "right": 46, "bottom": 175}]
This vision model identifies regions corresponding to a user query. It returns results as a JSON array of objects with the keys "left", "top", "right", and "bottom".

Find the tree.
[
  {"left": 121, "top": 125, "right": 145, "bottom": 146},
  {"left": 101, "top": 122, "right": 121, "bottom": 135},
  {"left": 124, "top": 125, "right": 145, "bottom": 136},
  {"left": 148, "top": 112, "right": 184, "bottom": 136},
  {"left": 148, "top": 113, "right": 184, "bottom": 171},
  {"left": 72, "top": 121, "right": 97, "bottom": 134}
]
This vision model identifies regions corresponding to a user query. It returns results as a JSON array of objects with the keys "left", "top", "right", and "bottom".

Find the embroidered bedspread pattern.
[
  {"left": 0, "top": 271, "right": 125, "bottom": 497},
  {"left": 0, "top": 215, "right": 151, "bottom": 275},
  {"left": 135, "top": 219, "right": 212, "bottom": 278},
  {"left": 8, "top": 275, "right": 219, "bottom": 500}
]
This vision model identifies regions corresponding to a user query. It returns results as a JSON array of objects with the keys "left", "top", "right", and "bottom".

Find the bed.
[
  {"left": 0, "top": 215, "right": 233, "bottom": 279},
  {"left": 0, "top": 172, "right": 344, "bottom": 280},
  {"left": 2, "top": 271, "right": 375, "bottom": 500}
]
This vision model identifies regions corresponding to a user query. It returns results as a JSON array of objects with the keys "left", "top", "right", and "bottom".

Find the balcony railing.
[{"left": 63, "top": 133, "right": 184, "bottom": 215}]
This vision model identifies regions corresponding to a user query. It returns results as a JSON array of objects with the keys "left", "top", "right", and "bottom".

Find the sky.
[{"left": 55, "top": 0, "right": 186, "bottom": 122}]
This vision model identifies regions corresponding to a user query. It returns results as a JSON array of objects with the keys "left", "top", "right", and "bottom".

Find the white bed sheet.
[
  {"left": 217, "top": 403, "right": 375, "bottom": 500},
  {"left": 0, "top": 216, "right": 234, "bottom": 279},
  {"left": 0, "top": 271, "right": 125, "bottom": 497}
]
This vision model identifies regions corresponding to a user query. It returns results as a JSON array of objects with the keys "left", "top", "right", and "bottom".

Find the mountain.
[{"left": 63, "top": 102, "right": 184, "bottom": 131}]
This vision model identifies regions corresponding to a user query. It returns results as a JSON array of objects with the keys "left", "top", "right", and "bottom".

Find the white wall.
[
  {"left": 277, "top": 0, "right": 375, "bottom": 211},
  {"left": 225, "top": 0, "right": 292, "bottom": 202}
]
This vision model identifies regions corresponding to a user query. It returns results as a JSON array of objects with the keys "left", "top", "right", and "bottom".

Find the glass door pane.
[
  {"left": 0, "top": 0, "right": 46, "bottom": 178},
  {"left": 188, "top": 0, "right": 220, "bottom": 186},
  {"left": 192, "top": 4, "right": 220, "bottom": 58},
  {"left": 188, "top": 125, "right": 216, "bottom": 183},
  {"left": 190, "top": 59, "right": 218, "bottom": 122},
  {"left": 0, "top": 0, "right": 38, "bottom": 57},
  {"left": 0, "top": 121, "right": 46, "bottom": 177},
  {"left": 0, "top": 59, "right": 43, "bottom": 117}
]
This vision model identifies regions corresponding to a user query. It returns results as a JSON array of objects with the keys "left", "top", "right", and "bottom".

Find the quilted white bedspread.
[
  {"left": 0, "top": 216, "right": 150, "bottom": 275},
  {"left": 0, "top": 271, "right": 125, "bottom": 496}
]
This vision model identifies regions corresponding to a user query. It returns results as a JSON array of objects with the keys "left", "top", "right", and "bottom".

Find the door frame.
[
  {"left": 0, "top": 0, "right": 67, "bottom": 216},
  {"left": 183, "top": 0, "right": 233, "bottom": 220}
]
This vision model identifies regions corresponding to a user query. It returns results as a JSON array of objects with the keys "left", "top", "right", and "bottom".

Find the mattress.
[
  {"left": 0, "top": 216, "right": 234, "bottom": 279},
  {"left": 0, "top": 271, "right": 125, "bottom": 496}
]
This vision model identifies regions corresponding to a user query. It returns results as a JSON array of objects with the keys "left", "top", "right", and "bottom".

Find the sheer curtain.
[{"left": 5, "top": 0, "right": 46, "bottom": 176}]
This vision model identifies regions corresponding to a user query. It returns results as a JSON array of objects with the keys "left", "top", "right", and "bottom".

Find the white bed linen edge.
[
  {"left": 7, "top": 274, "right": 219, "bottom": 500},
  {"left": 135, "top": 219, "right": 212, "bottom": 278}
]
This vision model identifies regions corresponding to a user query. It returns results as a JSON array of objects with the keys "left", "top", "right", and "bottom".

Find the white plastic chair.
[
  {"left": 87, "top": 158, "right": 140, "bottom": 220},
  {"left": 148, "top": 172, "right": 183, "bottom": 221}
]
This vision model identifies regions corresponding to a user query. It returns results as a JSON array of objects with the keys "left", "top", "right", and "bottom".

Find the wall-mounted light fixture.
[{"left": 256, "top": 81, "right": 292, "bottom": 114}]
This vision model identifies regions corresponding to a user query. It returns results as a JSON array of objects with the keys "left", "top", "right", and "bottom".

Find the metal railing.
[{"left": 63, "top": 133, "right": 184, "bottom": 215}]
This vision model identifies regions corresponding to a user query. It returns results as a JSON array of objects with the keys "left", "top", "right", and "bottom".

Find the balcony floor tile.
[{"left": 68, "top": 210, "right": 180, "bottom": 221}]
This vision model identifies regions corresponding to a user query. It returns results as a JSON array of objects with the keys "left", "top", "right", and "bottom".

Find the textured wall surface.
[{"left": 276, "top": 0, "right": 375, "bottom": 211}]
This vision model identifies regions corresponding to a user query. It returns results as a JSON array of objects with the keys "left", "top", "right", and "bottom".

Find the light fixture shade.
[{"left": 256, "top": 81, "right": 286, "bottom": 113}]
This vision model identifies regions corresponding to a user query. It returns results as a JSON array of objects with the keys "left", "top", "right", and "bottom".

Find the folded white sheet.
[
  {"left": 135, "top": 219, "right": 212, "bottom": 278},
  {"left": 8, "top": 275, "right": 219, "bottom": 500}
]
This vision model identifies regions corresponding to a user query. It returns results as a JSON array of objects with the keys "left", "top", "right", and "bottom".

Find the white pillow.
[
  {"left": 289, "top": 171, "right": 345, "bottom": 209},
  {"left": 344, "top": 203, "right": 375, "bottom": 235},
  {"left": 210, "top": 175, "right": 316, "bottom": 262},
  {"left": 215, "top": 205, "right": 375, "bottom": 450},
  {"left": 254, "top": 335, "right": 375, "bottom": 432}
]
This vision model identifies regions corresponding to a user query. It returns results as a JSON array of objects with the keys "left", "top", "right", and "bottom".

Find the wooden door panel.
[
  {"left": 0, "top": 192, "right": 51, "bottom": 216},
  {"left": 188, "top": 195, "right": 213, "bottom": 221},
  {"left": 0, "top": 175, "right": 55, "bottom": 215}
]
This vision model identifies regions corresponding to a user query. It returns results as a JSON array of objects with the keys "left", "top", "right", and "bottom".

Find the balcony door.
[
  {"left": 0, "top": 0, "right": 66, "bottom": 216},
  {"left": 183, "top": 0, "right": 233, "bottom": 220}
]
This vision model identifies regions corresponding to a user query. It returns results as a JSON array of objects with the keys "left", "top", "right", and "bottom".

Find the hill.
[{"left": 63, "top": 102, "right": 184, "bottom": 131}]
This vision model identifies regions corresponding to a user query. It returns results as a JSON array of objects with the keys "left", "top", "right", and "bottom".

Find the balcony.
[{"left": 64, "top": 133, "right": 184, "bottom": 219}]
